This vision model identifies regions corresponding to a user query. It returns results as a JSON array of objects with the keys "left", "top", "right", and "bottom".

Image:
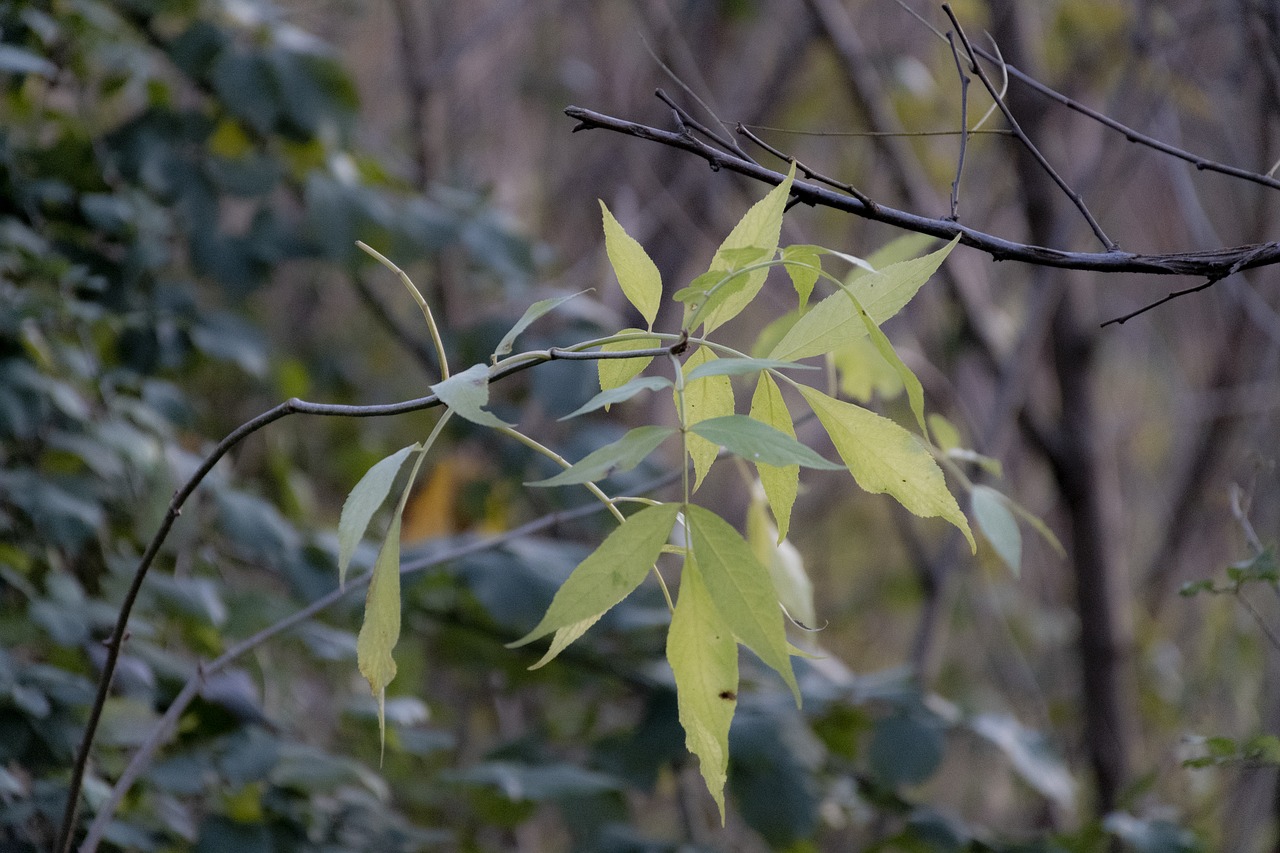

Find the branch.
[
  {"left": 565, "top": 103, "right": 1280, "bottom": 280},
  {"left": 55, "top": 341, "right": 684, "bottom": 853}
]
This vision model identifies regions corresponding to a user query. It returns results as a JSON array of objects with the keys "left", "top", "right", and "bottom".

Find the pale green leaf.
[
  {"left": 667, "top": 557, "right": 738, "bottom": 822},
  {"left": 493, "top": 291, "right": 588, "bottom": 359},
  {"left": 598, "top": 329, "right": 659, "bottom": 394},
  {"left": 971, "top": 485, "right": 1022, "bottom": 575},
  {"left": 747, "top": 494, "right": 816, "bottom": 627},
  {"left": 750, "top": 373, "right": 799, "bottom": 542},
  {"left": 1003, "top": 494, "right": 1066, "bottom": 558},
  {"left": 700, "top": 162, "right": 797, "bottom": 332},
  {"left": 430, "top": 363, "right": 512, "bottom": 428},
  {"left": 751, "top": 310, "right": 800, "bottom": 359},
  {"left": 681, "top": 348, "right": 735, "bottom": 491},
  {"left": 357, "top": 513, "right": 403, "bottom": 756},
  {"left": 689, "top": 415, "right": 843, "bottom": 470},
  {"left": 781, "top": 244, "right": 822, "bottom": 307},
  {"left": 525, "top": 426, "right": 675, "bottom": 487},
  {"left": 769, "top": 237, "right": 959, "bottom": 362},
  {"left": 855, "top": 233, "right": 940, "bottom": 278},
  {"left": 600, "top": 202, "right": 662, "bottom": 329},
  {"left": 684, "top": 357, "right": 816, "bottom": 381},
  {"left": 338, "top": 444, "right": 417, "bottom": 587},
  {"left": 928, "top": 413, "right": 963, "bottom": 452},
  {"left": 842, "top": 286, "right": 927, "bottom": 435},
  {"left": 561, "top": 375, "right": 672, "bottom": 421},
  {"left": 832, "top": 338, "right": 902, "bottom": 403},
  {"left": 529, "top": 615, "right": 601, "bottom": 670},
  {"left": 508, "top": 503, "right": 680, "bottom": 652},
  {"left": 686, "top": 504, "right": 800, "bottom": 703},
  {"left": 799, "top": 386, "right": 975, "bottom": 551}
]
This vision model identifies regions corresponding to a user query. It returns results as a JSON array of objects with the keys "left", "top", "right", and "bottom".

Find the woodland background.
[{"left": 3, "top": 0, "right": 1280, "bottom": 850}]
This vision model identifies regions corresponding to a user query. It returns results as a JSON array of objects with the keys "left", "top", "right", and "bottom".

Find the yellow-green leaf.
[
  {"left": 747, "top": 491, "right": 815, "bottom": 627},
  {"left": 749, "top": 373, "right": 799, "bottom": 542},
  {"left": 667, "top": 556, "right": 738, "bottom": 822},
  {"left": 507, "top": 503, "right": 680, "bottom": 653},
  {"left": 338, "top": 444, "right": 418, "bottom": 587},
  {"left": 781, "top": 244, "right": 822, "bottom": 308},
  {"left": 529, "top": 615, "right": 601, "bottom": 670},
  {"left": 841, "top": 286, "right": 927, "bottom": 435},
  {"left": 799, "top": 386, "right": 975, "bottom": 551},
  {"left": 832, "top": 338, "right": 902, "bottom": 403},
  {"left": 680, "top": 348, "right": 734, "bottom": 491},
  {"left": 700, "top": 162, "right": 796, "bottom": 332},
  {"left": 769, "top": 237, "right": 958, "bottom": 362},
  {"left": 357, "top": 513, "right": 403, "bottom": 756},
  {"left": 600, "top": 202, "right": 662, "bottom": 329},
  {"left": 686, "top": 504, "right": 800, "bottom": 703},
  {"left": 598, "top": 329, "right": 659, "bottom": 394},
  {"left": 928, "top": 413, "right": 963, "bottom": 452}
]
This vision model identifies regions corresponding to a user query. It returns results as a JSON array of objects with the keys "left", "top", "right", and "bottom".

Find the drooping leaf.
[
  {"left": 430, "top": 363, "right": 512, "bottom": 428},
  {"left": 750, "top": 373, "right": 800, "bottom": 542},
  {"left": 689, "top": 415, "right": 843, "bottom": 470},
  {"left": 769, "top": 237, "right": 959, "bottom": 362},
  {"left": 799, "top": 386, "right": 975, "bottom": 551},
  {"left": 508, "top": 503, "right": 680, "bottom": 653},
  {"left": 561, "top": 375, "right": 672, "bottom": 420},
  {"left": 357, "top": 513, "right": 403, "bottom": 756},
  {"left": 780, "top": 244, "right": 822, "bottom": 307},
  {"left": 667, "top": 556, "right": 738, "bottom": 822},
  {"left": 680, "top": 348, "right": 735, "bottom": 491},
  {"left": 686, "top": 504, "right": 799, "bottom": 703},
  {"left": 684, "top": 357, "right": 817, "bottom": 382},
  {"left": 747, "top": 493, "right": 815, "bottom": 627},
  {"left": 492, "top": 291, "right": 588, "bottom": 359},
  {"left": 337, "top": 444, "right": 418, "bottom": 587},
  {"left": 597, "top": 329, "right": 660, "bottom": 394},
  {"left": 971, "top": 485, "right": 1022, "bottom": 575},
  {"left": 699, "top": 162, "right": 797, "bottom": 332},
  {"left": 529, "top": 615, "right": 601, "bottom": 670},
  {"left": 525, "top": 426, "right": 675, "bottom": 487},
  {"left": 600, "top": 201, "right": 662, "bottom": 329},
  {"left": 841, "top": 286, "right": 928, "bottom": 435}
]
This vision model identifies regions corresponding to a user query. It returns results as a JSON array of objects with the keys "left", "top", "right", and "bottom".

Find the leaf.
[
  {"left": 799, "top": 386, "right": 975, "bottom": 551},
  {"left": 769, "top": 237, "right": 958, "bottom": 362},
  {"left": 667, "top": 556, "right": 738, "bottom": 822},
  {"left": 689, "top": 416, "right": 843, "bottom": 470},
  {"left": 780, "top": 244, "right": 822, "bottom": 307},
  {"left": 430, "top": 363, "right": 512, "bottom": 428},
  {"left": 868, "top": 712, "right": 944, "bottom": 788},
  {"left": 680, "top": 348, "right": 735, "bottom": 491},
  {"left": 971, "top": 485, "right": 1022, "bottom": 575},
  {"left": 598, "top": 329, "right": 660, "bottom": 394},
  {"left": 747, "top": 493, "right": 815, "bottom": 628},
  {"left": 525, "top": 426, "right": 675, "bottom": 487},
  {"left": 832, "top": 337, "right": 902, "bottom": 402},
  {"left": 686, "top": 249, "right": 773, "bottom": 326},
  {"left": 560, "top": 375, "right": 672, "bottom": 420},
  {"left": 508, "top": 503, "right": 680, "bottom": 653},
  {"left": 858, "top": 232, "right": 939, "bottom": 275},
  {"left": 841, "top": 286, "right": 927, "bottom": 435},
  {"left": 928, "top": 413, "right": 963, "bottom": 452},
  {"left": 700, "top": 162, "right": 797, "bottom": 332},
  {"left": 686, "top": 504, "right": 799, "bottom": 703},
  {"left": 1002, "top": 493, "right": 1066, "bottom": 558},
  {"left": 357, "top": 513, "right": 403, "bottom": 757},
  {"left": 684, "top": 357, "right": 817, "bottom": 381},
  {"left": 337, "top": 445, "right": 418, "bottom": 587},
  {"left": 529, "top": 615, "right": 601, "bottom": 670},
  {"left": 750, "top": 373, "right": 800, "bottom": 542},
  {"left": 492, "top": 291, "right": 588, "bottom": 359},
  {"left": 600, "top": 201, "right": 663, "bottom": 329}
]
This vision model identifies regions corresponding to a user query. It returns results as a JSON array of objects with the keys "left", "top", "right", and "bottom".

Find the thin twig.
[
  {"left": 735, "top": 124, "right": 875, "bottom": 208},
  {"left": 566, "top": 103, "right": 1280, "bottom": 278},
  {"left": 655, "top": 88, "right": 755, "bottom": 164},
  {"left": 942, "top": 5, "right": 1118, "bottom": 251},
  {"left": 945, "top": 31, "right": 971, "bottom": 220},
  {"left": 1100, "top": 278, "right": 1221, "bottom": 326}
]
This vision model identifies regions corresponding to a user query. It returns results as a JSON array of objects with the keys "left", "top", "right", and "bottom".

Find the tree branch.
[{"left": 566, "top": 102, "right": 1280, "bottom": 280}]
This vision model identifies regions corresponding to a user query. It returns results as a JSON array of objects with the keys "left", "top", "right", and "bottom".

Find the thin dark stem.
[
  {"left": 735, "top": 123, "right": 876, "bottom": 208},
  {"left": 55, "top": 341, "right": 683, "bottom": 853},
  {"left": 946, "top": 31, "right": 971, "bottom": 220},
  {"left": 1101, "top": 277, "right": 1221, "bottom": 326},
  {"left": 942, "top": 5, "right": 1117, "bottom": 251},
  {"left": 566, "top": 102, "right": 1280, "bottom": 279},
  {"left": 655, "top": 88, "right": 755, "bottom": 164}
]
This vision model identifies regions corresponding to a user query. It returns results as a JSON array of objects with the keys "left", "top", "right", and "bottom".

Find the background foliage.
[{"left": 3, "top": 0, "right": 1280, "bottom": 851}]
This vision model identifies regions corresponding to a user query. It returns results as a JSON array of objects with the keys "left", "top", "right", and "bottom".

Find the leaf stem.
[{"left": 358, "top": 241, "right": 451, "bottom": 380}]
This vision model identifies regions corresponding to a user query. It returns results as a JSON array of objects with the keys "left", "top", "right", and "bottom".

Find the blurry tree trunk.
[{"left": 986, "top": 0, "right": 1138, "bottom": 816}]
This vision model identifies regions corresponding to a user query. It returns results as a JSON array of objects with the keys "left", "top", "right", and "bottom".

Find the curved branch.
[
  {"left": 55, "top": 341, "right": 683, "bottom": 853},
  {"left": 565, "top": 104, "right": 1280, "bottom": 279}
]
